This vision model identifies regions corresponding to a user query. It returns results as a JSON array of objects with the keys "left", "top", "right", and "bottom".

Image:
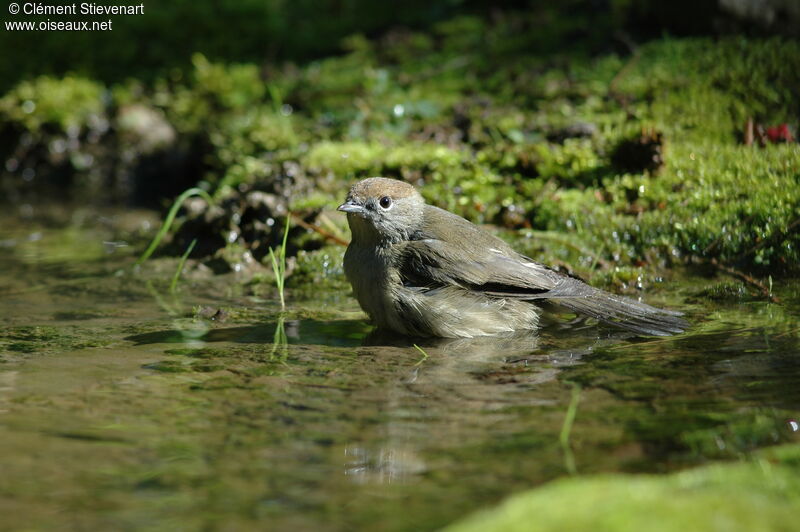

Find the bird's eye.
[{"left": 379, "top": 196, "right": 392, "bottom": 209}]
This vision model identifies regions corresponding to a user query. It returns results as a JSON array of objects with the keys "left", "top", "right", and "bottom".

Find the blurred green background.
[{"left": 2, "top": 0, "right": 795, "bottom": 91}]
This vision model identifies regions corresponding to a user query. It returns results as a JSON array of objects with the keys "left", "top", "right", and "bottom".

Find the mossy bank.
[{"left": 1, "top": 20, "right": 798, "bottom": 284}]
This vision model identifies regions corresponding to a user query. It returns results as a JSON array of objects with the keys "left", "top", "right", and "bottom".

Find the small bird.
[{"left": 338, "top": 177, "right": 687, "bottom": 338}]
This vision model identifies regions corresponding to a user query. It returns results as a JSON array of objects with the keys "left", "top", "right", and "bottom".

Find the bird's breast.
[{"left": 343, "top": 243, "right": 401, "bottom": 328}]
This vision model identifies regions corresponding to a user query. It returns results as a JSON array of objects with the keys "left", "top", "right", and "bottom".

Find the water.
[{"left": 1, "top": 210, "right": 798, "bottom": 530}]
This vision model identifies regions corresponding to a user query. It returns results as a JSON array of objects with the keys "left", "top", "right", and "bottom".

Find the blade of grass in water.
[
  {"left": 269, "top": 215, "right": 291, "bottom": 310},
  {"left": 413, "top": 344, "right": 429, "bottom": 366},
  {"left": 271, "top": 315, "right": 289, "bottom": 360},
  {"left": 135, "top": 187, "right": 213, "bottom": 267},
  {"left": 560, "top": 383, "right": 581, "bottom": 475},
  {"left": 169, "top": 238, "right": 197, "bottom": 294}
]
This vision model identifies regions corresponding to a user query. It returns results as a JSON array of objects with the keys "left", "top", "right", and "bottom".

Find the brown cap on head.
[{"left": 348, "top": 177, "right": 420, "bottom": 201}]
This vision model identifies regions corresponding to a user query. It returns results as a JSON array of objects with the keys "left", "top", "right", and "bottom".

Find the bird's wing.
[
  {"left": 397, "top": 236, "right": 557, "bottom": 293},
  {"left": 397, "top": 205, "right": 687, "bottom": 336},
  {"left": 398, "top": 204, "right": 560, "bottom": 293}
]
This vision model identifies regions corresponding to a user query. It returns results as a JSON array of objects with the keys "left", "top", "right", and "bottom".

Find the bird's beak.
[{"left": 337, "top": 200, "right": 364, "bottom": 214}]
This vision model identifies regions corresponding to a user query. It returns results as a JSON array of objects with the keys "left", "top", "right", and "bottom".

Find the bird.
[{"left": 338, "top": 177, "right": 687, "bottom": 338}]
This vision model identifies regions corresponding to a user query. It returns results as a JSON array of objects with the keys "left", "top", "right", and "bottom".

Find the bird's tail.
[{"left": 543, "top": 283, "right": 687, "bottom": 336}]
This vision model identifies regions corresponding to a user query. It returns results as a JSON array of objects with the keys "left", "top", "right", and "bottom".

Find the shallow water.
[{"left": 1, "top": 211, "right": 798, "bottom": 531}]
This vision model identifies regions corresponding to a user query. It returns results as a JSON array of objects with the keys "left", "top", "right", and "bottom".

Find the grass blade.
[
  {"left": 269, "top": 215, "right": 291, "bottom": 310},
  {"left": 135, "top": 187, "right": 214, "bottom": 267},
  {"left": 413, "top": 344, "right": 429, "bottom": 366},
  {"left": 559, "top": 383, "right": 582, "bottom": 475},
  {"left": 169, "top": 238, "right": 197, "bottom": 294},
  {"left": 270, "top": 315, "right": 289, "bottom": 360}
]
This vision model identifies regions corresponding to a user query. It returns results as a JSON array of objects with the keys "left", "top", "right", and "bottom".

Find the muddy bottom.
[{"left": 0, "top": 211, "right": 798, "bottom": 531}]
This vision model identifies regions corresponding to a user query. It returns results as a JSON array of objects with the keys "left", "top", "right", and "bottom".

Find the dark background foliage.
[{"left": 0, "top": 0, "right": 792, "bottom": 91}]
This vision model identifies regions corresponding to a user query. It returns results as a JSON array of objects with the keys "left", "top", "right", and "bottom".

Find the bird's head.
[{"left": 338, "top": 177, "right": 425, "bottom": 244}]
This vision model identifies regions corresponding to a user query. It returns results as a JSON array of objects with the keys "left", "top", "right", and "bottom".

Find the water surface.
[{"left": 1, "top": 210, "right": 798, "bottom": 531}]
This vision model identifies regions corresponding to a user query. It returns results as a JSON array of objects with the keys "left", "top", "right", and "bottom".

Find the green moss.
[
  {"left": 0, "top": 325, "right": 112, "bottom": 356},
  {"left": 627, "top": 144, "right": 800, "bottom": 269},
  {"left": 290, "top": 35, "right": 798, "bottom": 273},
  {"left": 304, "top": 141, "right": 385, "bottom": 177},
  {"left": 143, "top": 360, "right": 192, "bottom": 373},
  {"left": 447, "top": 444, "right": 800, "bottom": 532},
  {"left": 681, "top": 411, "right": 787, "bottom": 460},
  {"left": 618, "top": 38, "right": 800, "bottom": 143},
  {"left": 0, "top": 75, "right": 105, "bottom": 132},
  {"left": 6, "top": 342, "right": 38, "bottom": 353},
  {"left": 531, "top": 140, "right": 605, "bottom": 185},
  {"left": 2, "top": 326, "right": 62, "bottom": 342},
  {"left": 521, "top": 141, "right": 798, "bottom": 272},
  {"left": 304, "top": 140, "right": 512, "bottom": 222},
  {"left": 2, "top": 18, "right": 798, "bottom": 276},
  {"left": 694, "top": 282, "right": 754, "bottom": 302},
  {"left": 287, "top": 246, "right": 348, "bottom": 292}
]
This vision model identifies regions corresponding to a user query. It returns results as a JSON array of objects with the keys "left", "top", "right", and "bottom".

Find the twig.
[
  {"left": 291, "top": 213, "right": 348, "bottom": 247},
  {"left": 774, "top": 326, "right": 800, "bottom": 339},
  {"left": 316, "top": 212, "right": 349, "bottom": 242},
  {"left": 609, "top": 53, "right": 641, "bottom": 96}
]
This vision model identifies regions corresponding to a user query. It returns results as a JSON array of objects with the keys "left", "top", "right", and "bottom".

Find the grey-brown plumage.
[{"left": 339, "top": 177, "right": 687, "bottom": 338}]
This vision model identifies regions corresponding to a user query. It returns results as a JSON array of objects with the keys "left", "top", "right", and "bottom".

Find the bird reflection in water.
[{"left": 339, "top": 324, "right": 611, "bottom": 484}]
